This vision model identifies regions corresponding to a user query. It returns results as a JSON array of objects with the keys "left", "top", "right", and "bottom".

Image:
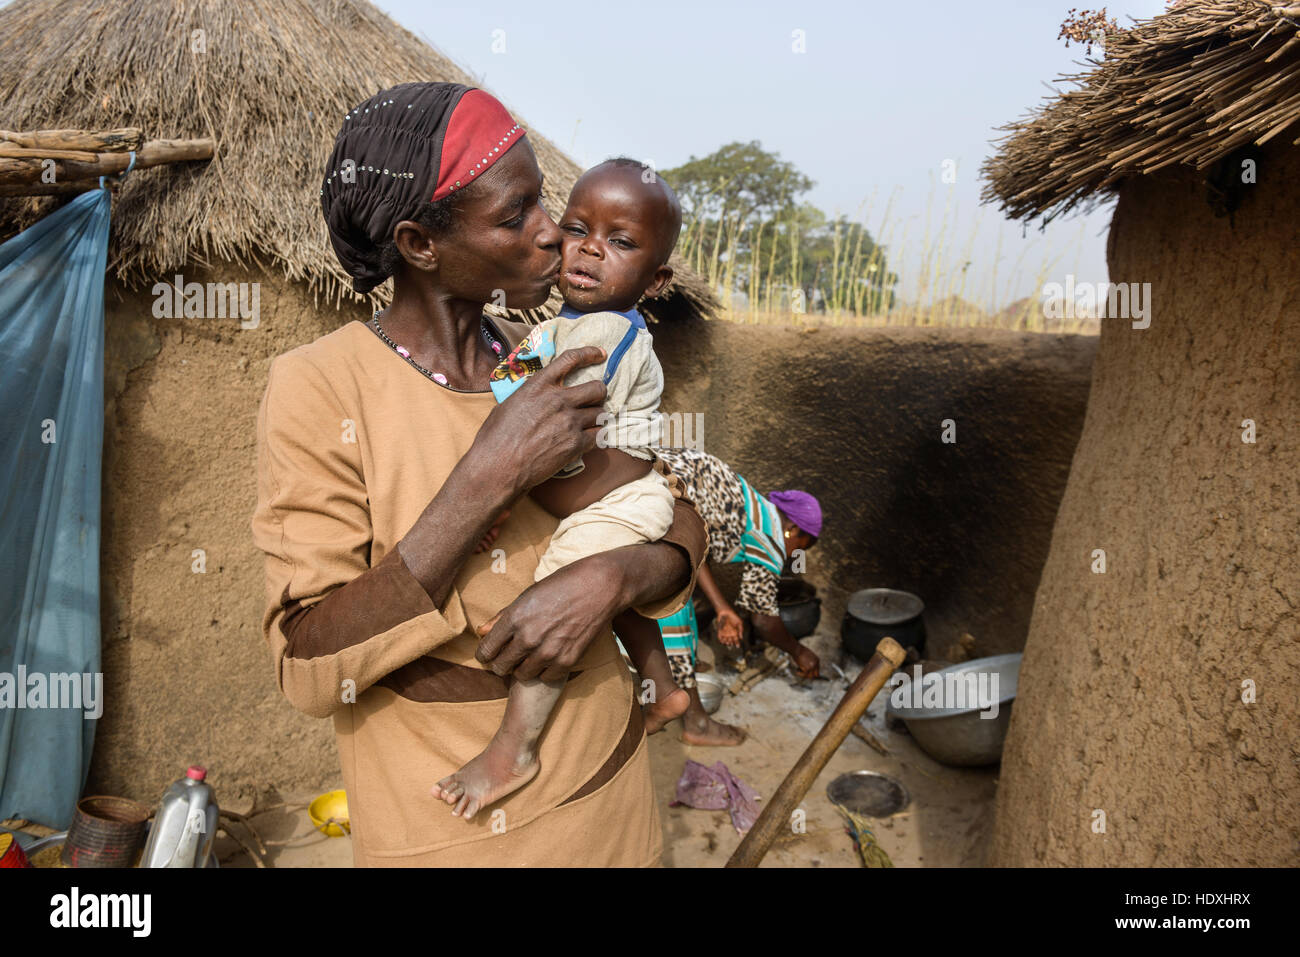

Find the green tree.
[
  {"left": 664, "top": 141, "right": 814, "bottom": 224},
  {"left": 664, "top": 142, "right": 896, "bottom": 315}
]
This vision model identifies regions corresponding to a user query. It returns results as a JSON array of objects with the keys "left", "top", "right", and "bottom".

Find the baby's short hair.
[{"left": 594, "top": 157, "right": 683, "bottom": 263}]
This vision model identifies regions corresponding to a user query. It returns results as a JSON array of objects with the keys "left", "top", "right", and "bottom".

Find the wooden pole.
[
  {"left": 0, "top": 180, "right": 120, "bottom": 198},
  {"left": 0, "top": 128, "right": 143, "bottom": 153},
  {"left": 725, "top": 636, "right": 906, "bottom": 868},
  {"left": 0, "top": 145, "right": 101, "bottom": 162},
  {"left": 0, "top": 138, "right": 214, "bottom": 187}
]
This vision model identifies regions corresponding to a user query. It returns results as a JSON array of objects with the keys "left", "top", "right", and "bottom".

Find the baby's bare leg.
[
  {"left": 431, "top": 675, "right": 566, "bottom": 820},
  {"left": 614, "top": 610, "right": 690, "bottom": 734}
]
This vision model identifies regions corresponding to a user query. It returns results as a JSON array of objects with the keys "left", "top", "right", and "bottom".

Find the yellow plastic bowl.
[{"left": 308, "top": 789, "right": 351, "bottom": 837}]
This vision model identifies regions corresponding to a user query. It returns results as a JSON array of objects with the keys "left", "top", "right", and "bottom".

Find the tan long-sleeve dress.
[{"left": 251, "top": 317, "right": 705, "bottom": 866}]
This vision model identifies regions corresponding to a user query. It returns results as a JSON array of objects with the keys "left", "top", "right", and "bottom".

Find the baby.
[{"left": 431, "top": 158, "right": 693, "bottom": 820}]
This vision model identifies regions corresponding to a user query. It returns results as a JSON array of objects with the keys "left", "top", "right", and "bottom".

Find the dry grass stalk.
[{"left": 983, "top": 0, "right": 1300, "bottom": 222}]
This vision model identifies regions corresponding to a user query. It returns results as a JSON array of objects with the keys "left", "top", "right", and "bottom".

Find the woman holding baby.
[{"left": 252, "top": 83, "right": 705, "bottom": 866}]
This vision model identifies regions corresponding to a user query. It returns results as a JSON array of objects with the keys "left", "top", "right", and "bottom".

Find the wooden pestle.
[{"left": 726, "top": 636, "right": 906, "bottom": 868}]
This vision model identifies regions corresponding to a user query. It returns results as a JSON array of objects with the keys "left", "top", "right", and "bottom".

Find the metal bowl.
[
  {"left": 695, "top": 672, "right": 726, "bottom": 714},
  {"left": 886, "top": 654, "right": 1021, "bottom": 766},
  {"left": 826, "top": 770, "right": 910, "bottom": 817}
]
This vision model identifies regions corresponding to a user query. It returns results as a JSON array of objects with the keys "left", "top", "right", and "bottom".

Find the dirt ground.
[
  {"left": 208, "top": 625, "right": 997, "bottom": 869},
  {"left": 652, "top": 644, "right": 997, "bottom": 868}
]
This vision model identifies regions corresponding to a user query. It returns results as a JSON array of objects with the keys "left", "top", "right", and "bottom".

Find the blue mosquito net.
[{"left": 0, "top": 188, "right": 110, "bottom": 828}]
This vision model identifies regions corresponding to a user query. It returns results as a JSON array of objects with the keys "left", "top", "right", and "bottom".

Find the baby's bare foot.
[
  {"left": 643, "top": 687, "right": 690, "bottom": 734},
  {"left": 431, "top": 739, "right": 540, "bottom": 820}
]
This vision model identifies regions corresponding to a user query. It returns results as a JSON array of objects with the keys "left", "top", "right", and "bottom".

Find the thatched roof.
[
  {"left": 983, "top": 0, "right": 1300, "bottom": 223},
  {"left": 0, "top": 0, "right": 717, "bottom": 322}
]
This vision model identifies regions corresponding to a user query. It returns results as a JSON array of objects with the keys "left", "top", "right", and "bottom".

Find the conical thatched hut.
[
  {"left": 0, "top": 0, "right": 716, "bottom": 812},
  {"left": 982, "top": 0, "right": 1299, "bottom": 866}
]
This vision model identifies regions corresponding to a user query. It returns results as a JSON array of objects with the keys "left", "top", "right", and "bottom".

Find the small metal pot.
[
  {"left": 695, "top": 673, "right": 726, "bottom": 714},
  {"left": 841, "top": 588, "right": 926, "bottom": 660}
]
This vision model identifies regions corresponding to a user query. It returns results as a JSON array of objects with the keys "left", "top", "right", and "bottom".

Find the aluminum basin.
[{"left": 885, "top": 653, "right": 1021, "bottom": 767}]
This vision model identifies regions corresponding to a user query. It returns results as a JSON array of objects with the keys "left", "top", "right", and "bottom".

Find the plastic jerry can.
[{"left": 140, "top": 765, "right": 219, "bottom": 867}]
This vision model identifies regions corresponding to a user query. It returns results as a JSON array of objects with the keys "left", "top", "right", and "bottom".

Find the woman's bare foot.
[
  {"left": 431, "top": 737, "right": 540, "bottom": 820},
  {"left": 681, "top": 715, "right": 748, "bottom": 747},
  {"left": 679, "top": 687, "right": 747, "bottom": 746},
  {"left": 643, "top": 687, "right": 690, "bottom": 734}
]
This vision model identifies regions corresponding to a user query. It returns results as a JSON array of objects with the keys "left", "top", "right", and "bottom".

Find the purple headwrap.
[{"left": 768, "top": 490, "right": 823, "bottom": 538}]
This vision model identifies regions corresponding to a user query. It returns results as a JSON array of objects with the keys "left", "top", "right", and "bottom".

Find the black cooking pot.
[
  {"left": 778, "top": 577, "right": 821, "bottom": 639},
  {"left": 841, "top": 588, "right": 926, "bottom": 660}
]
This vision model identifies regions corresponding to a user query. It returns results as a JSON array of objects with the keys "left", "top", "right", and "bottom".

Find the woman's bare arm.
[
  {"left": 477, "top": 488, "right": 707, "bottom": 682},
  {"left": 695, "top": 563, "right": 729, "bottom": 613}
]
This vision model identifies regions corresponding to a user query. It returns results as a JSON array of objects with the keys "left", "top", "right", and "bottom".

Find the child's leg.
[
  {"left": 613, "top": 609, "right": 690, "bottom": 733},
  {"left": 433, "top": 472, "right": 676, "bottom": 819},
  {"left": 431, "top": 675, "right": 565, "bottom": 820}
]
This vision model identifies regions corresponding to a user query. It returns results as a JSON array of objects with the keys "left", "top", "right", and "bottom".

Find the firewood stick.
[
  {"left": 215, "top": 824, "right": 265, "bottom": 868},
  {"left": 0, "top": 128, "right": 143, "bottom": 152},
  {"left": 726, "top": 637, "right": 905, "bottom": 868},
  {"left": 851, "top": 722, "right": 890, "bottom": 755},
  {"left": 0, "top": 138, "right": 214, "bottom": 186}
]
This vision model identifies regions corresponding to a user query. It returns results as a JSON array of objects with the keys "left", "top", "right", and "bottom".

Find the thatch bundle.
[
  {"left": 982, "top": 0, "right": 1300, "bottom": 222},
  {"left": 0, "top": 0, "right": 717, "bottom": 321}
]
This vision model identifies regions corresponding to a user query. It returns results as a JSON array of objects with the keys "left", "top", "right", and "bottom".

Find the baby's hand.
[{"left": 473, "top": 509, "right": 511, "bottom": 553}]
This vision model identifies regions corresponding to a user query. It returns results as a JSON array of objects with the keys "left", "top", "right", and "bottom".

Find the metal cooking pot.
[
  {"left": 841, "top": 588, "right": 926, "bottom": 660},
  {"left": 778, "top": 577, "right": 821, "bottom": 638}
]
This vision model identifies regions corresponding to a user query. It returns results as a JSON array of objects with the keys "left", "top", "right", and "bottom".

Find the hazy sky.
[{"left": 376, "top": 0, "right": 1170, "bottom": 309}]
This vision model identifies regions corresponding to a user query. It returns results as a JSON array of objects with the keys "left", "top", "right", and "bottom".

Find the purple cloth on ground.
[
  {"left": 670, "top": 759, "right": 762, "bottom": 834},
  {"left": 767, "top": 489, "right": 823, "bottom": 537}
]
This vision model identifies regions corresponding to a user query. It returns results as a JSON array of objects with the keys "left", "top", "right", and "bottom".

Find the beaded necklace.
[{"left": 369, "top": 309, "right": 505, "bottom": 390}]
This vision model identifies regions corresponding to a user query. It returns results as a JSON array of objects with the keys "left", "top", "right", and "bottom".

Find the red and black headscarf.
[{"left": 321, "top": 82, "right": 526, "bottom": 294}]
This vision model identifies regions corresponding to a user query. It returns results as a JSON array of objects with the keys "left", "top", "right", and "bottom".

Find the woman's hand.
[
  {"left": 792, "top": 645, "right": 821, "bottom": 679},
  {"left": 752, "top": 612, "right": 821, "bottom": 678},
  {"left": 476, "top": 539, "right": 691, "bottom": 681},
  {"left": 715, "top": 605, "right": 744, "bottom": 647},
  {"left": 475, "top": 551, "right": 626, "bottom": 681},
  {"left": 469, "top": 346, "right": 609, "bottom": 499},
  {"left": 398, "top": 347, "right": 607, "bottom": 601}
]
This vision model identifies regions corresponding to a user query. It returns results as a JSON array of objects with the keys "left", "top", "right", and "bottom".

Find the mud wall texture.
[
  {"left": 93, "top": 270, "right": 365, "bottom": 810},
  {"left": 991, "top": 143, "right": 1300, "bottom": 866},
  {"left": 651, "top": 322, "right": 1097, "bottom": 661},
  {"left": 91, "top": 278, "right": 1095, "bottom": 809}
]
